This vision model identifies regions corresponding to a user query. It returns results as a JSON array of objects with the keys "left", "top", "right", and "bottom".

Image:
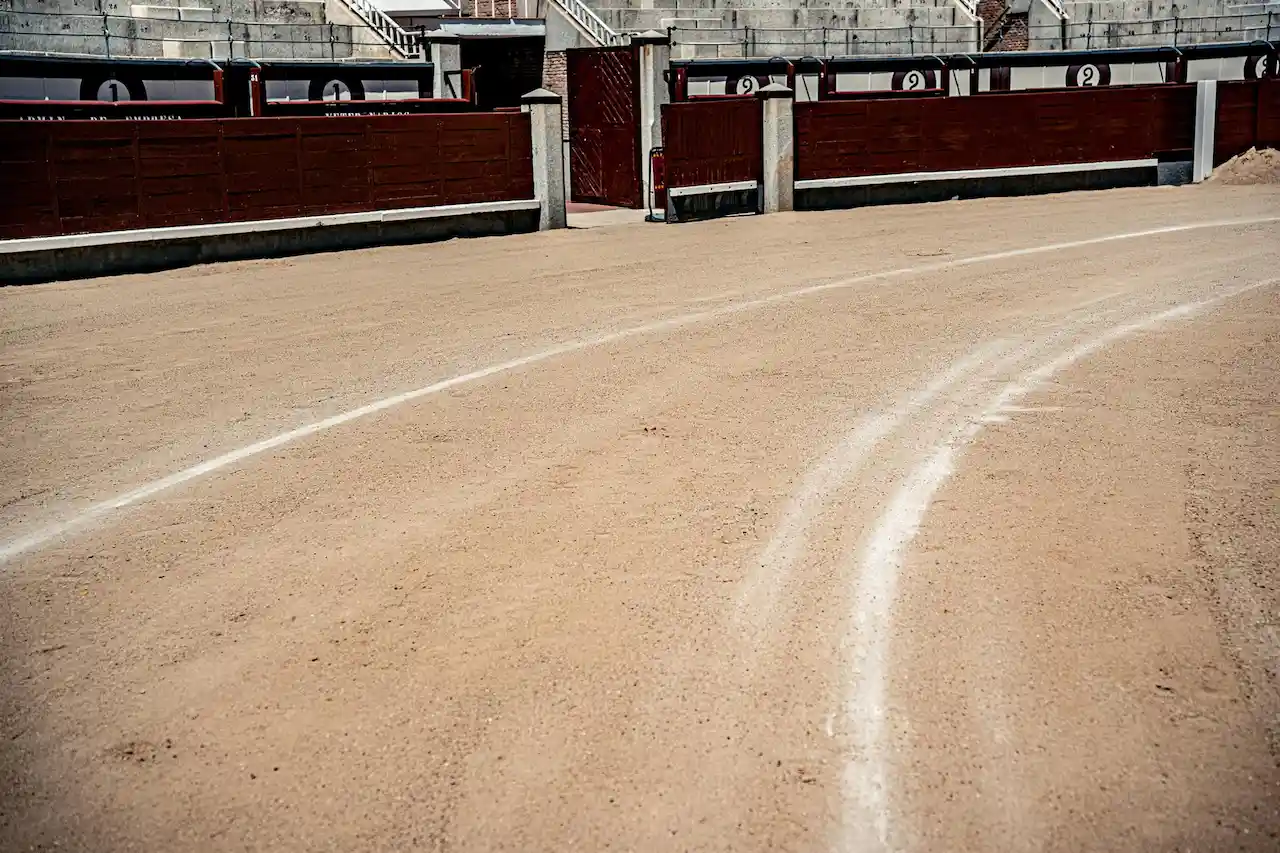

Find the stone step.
[{"left": 131, "top": 4, "right": 216, "bottom": 22}]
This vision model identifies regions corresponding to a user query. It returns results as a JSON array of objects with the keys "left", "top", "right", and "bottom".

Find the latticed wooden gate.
[{"left": 567, "top": 46, "right": 642, "bottom": 208}]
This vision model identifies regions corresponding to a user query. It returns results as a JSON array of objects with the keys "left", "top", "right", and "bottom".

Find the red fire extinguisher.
[{"left": 649, "top": 147, "right": 666, "bottom": 221}]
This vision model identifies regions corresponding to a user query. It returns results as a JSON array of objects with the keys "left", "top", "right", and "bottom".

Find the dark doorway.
[{"left": 460, "top": 36, "right": 545, "bottom": 111}]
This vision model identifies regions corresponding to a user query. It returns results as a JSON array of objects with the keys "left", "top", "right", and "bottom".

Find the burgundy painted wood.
[
  {"left": 0, "top": 113, "right": 534, "bottom": 240},
  {"left": 661, "top": 98, "right": 763, "bottom": 189},
  {"left": 567, "top": 46, "right": 642, "bottom": 208},
  {"left": 1214, "top": 80, "right": 1280, "bottom": 166},
  {"left": 795, "top": 85, "right": 1196, "bottom": 181}
]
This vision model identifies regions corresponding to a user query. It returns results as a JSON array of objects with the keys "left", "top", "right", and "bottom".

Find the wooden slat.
[
  {"left": 662, "top": 99, "right": 763, "bottom": 189},
  {"left": 797, "top": 85, "right": 1197, "bottom": 181},
  {"left": 0, "top": 111, "right": 533, "bottom": 238}
]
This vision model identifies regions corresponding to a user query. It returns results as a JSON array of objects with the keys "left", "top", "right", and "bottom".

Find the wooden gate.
[{"left": 567, "top": 46, "right": 641, "bottom": 208}]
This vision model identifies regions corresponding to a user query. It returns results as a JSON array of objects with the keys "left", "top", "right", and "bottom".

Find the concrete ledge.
[
  {"left": 1, "top": 199, "right": 541, "bottom": 285},
  {"left": 437, "top": 21, "right": 547, "bottom": 37},
  {"left": 794, "top": 159, "right": 1160, "bottom": 191},
  {"left": 797, "top": 164, "right": 1160, "bottom": 212},
  {"left": 667, "top": 180, "right": 759, "bottom": 198}
]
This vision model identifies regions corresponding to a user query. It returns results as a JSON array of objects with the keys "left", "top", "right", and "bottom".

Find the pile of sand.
[{"left": 1207, "top": 147, "right": 1280, "bottom": 185}]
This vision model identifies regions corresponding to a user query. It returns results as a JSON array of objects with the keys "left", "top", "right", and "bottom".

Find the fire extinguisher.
[{"left": 648, "top": 147, "right": 666, "bottom": 222}]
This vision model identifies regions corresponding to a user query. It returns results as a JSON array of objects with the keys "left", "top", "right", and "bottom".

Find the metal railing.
[
  {"left": 548, "top": 0, "right": 625, "bottom": 46},
  {"left": 1040, "top": 0, "right": 1069, "bottom": 18},
  {"left": 0, "top": 11, "right": 407, "bottom": 61},
  {"left": 331, "top": 0, "right": 419, "bottom": 58},
  {"left": 668, "top": 12, "right": 1278, "bottom": 58},
  {"left": 1037, "top": 13, "right": 1277, "bottom": 48},
  {"left": 670, "top": 26, "right": 981, "bottom": 59}
]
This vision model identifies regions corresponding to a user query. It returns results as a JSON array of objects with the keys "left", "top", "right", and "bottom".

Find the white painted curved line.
[
  {"left": 738, "top": 288, "right": 1138, "bottom": 646},
  {"left": 1, "top": 217, "right": 1276, "bottom": 565},
  {"left": 735, "top": 340, "right": 1011, "bottom": 644},
  {"left": 840, "top": 276, "right": 1278, "bottom": 853}
]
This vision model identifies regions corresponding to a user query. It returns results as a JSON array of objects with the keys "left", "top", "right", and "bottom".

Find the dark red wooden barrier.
[
  {"left": 0, "top": 113, "right": 534, "bottom": 240},
  {"left": 796, "top": 85, "right": 1196, "bottom": 182},
  {"left": 661, "top": 98, "right": 762, "bottom": 189},
  {"left": 568, "top": 46, "right": 642, "bottom": 208},
  {"left": 1214, "top": 79, "right": 1280, "bottom": 166}
]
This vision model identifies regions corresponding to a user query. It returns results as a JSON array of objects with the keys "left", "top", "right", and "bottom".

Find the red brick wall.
[
  {"left": 543, "top": 49, "right": 569, "bottom": 141},
  {"left": 0, "top": 113, "right": 534, "bottom": 240}
]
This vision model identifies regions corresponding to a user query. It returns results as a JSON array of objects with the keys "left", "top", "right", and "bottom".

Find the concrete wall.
[
  {"left": 1031, "top": 1, "right": 1278, "bottom": 49},
  {"left": 544, "top": 0, "right": 597, "bottom": 50},
  {"left": 1, "top": 205, "right": 540, "bottom": 285},
  {"left": 667, "top": 23, "right": 979, "bottom": 59},
  {"left": 581, "top": 0, "right": 979, "bottom": 58},
  {"left": 0, "top": 0, "right": 398, "bottom": 59},
  {"left": 322, "top": 0, "right": 402, "bottom": 57}
]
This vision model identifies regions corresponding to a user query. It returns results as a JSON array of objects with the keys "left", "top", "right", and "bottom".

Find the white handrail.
[
  {"left": 548, "top": 0, "right": 625, "bottom": 46},
  {"left": 335, "top": 0, "right": 420, "bottom": 58},
  {"left": 1041, "top": 0, "right": 1069, "bottom": 18}
]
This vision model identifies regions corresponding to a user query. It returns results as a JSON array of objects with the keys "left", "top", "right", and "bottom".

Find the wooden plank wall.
[
  {"left": 0, "top": 113, "right": 534, "bottom": 240},
  {"left": 1214, "top": 79, "right": 1280, "bottom": 166},
  {"left": 796, "top": 85, "right": 1196, "bottom": 181},
  {"left": 662, "top": 98, "right": 762, "bottom": 189}
]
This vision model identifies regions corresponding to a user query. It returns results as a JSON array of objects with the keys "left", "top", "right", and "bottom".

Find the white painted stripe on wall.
[
  {"left": 795, "top": 159, "right": 1160, "bottom": 191},
  {"left": 0, "top": 199, "right": 542, "bottom": 255},
  {"left": 667, "top": 180, "right": 760, "bottom": 198}
]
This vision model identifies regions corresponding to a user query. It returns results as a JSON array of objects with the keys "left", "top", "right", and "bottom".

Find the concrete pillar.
[
  {"left": 423, "top": 33, "right": 462, "bottom": 99},
  {"left": 758, "top": 83, "right": 794, "bottom": 215},
  {"left": 522, "top": 88, "right": 568, "bottom": 230},
  {"left": 1193, "top": 79, "right": 1218, "bottom": 184},
  {"left": 633, "top": 30, "right": 670, "bottom": 212}
]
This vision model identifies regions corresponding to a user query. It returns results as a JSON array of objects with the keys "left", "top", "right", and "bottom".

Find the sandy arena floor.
[{"left": 2, "top": 186, "right": 1279, "bottom": 852}]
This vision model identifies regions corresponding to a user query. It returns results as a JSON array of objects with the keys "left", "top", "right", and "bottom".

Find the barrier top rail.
[
  {"left": 0, "top": 52, "right": 439, "bottom": 74},
  {"left": 667, "top": 39, "right": 1279, "bottom": 73}
]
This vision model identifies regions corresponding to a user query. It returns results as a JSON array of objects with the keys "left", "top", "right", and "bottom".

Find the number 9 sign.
[
  {"left": 1244, "top": 54, "right": 1278, "bottom": 80},
  {"left": 1066, "top": 63, "right": 1111, "bottom": 87},
  {"left": 728, "top": 75, "right": 766, "bottom": 95},
  {"left": 890, "top": 69, "right": 937, "bottom": 92}
]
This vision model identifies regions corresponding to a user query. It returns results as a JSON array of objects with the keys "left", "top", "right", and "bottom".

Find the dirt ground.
[
  {"left": 1, "top": 185, "right": 1278, "bottom": 852},
  {"left": 1210, "top": 147, "right": 1280, "bottom": 185}
]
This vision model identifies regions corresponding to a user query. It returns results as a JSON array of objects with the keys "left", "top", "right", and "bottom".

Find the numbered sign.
[
  {"left": 320, "top": 80, "right": 352, "bottom": 101},
  {"left": 308, "top": 77, "right": 364, "bottom": 101},
  {"left": 890, "top": 69, "right": 937, "bottom": 92},
  {"left": 1066, "top": 63, "right": 1111, "bottom": 87},
  {"left": 726, "top": 75, "right": 766, "bottom": 95},
  {"left": 1244, "top": 54, "right": 1278, "bottom": 81},
  {"left": 95, "top": 77, "right": 136, "bottom": 102}
]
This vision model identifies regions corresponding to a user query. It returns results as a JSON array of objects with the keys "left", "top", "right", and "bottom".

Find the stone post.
[
  {"left": 632, "top": 29, "right": 670, "bottom": 211},
  {"left": 758, "top": 83, "right": 794, "bottom": 214},
  {"left": 522, "top": 88, "right": 568, "bottom": 230},
  {"left": 1192, "top": 79, "right": 1218, "bottom": 184},
  {"left": 423, "top": 33, "right": 462, "bottom": 99}
]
